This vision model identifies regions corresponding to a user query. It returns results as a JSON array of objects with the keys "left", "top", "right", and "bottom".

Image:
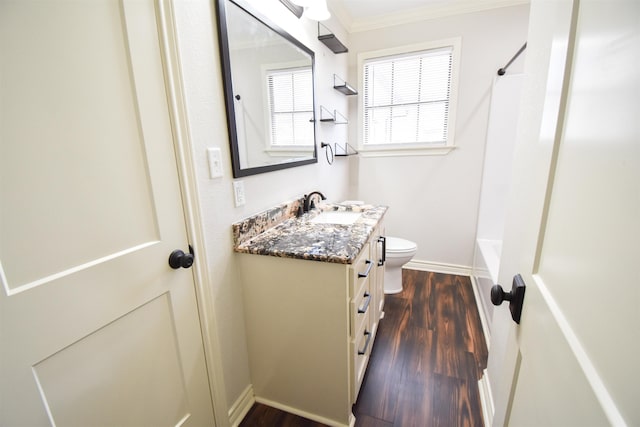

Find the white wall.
[
  {"left": 172, "top": 0, "right": 352, "bottom": 411},
  {"left": 348, "top": 5, "right": 530, "bottom": 269}
]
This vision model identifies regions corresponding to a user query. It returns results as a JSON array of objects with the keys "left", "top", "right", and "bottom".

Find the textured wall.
[{"left": 172, "top": 0, "right": 352, "bottom": 411}]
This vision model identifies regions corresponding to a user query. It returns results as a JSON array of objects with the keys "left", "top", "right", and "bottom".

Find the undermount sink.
[{"left": 309, "top": 210, "right": 362, "bottom": 225}]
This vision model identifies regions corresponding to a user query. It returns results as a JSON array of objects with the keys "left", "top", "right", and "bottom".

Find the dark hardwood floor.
[{"left": 240, "top": 270, "right": 488, "bottom": 427}]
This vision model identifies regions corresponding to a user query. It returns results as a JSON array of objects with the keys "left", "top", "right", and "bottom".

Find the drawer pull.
[
  {"left": 358, "top": 292, "right": 371, "bottom": 314},
  {"left": 378, "top": 236, "right": 386, "bottom": 266},
  {"left": 358, "top": 260, "right": 373, "bottom": 278},
  {"left": 358, "top": 330, "right": 372, "bottom": 355}
]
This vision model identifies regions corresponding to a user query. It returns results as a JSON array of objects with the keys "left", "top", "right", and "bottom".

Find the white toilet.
[{"left": 384, "top": 237, "right": 418, "bottom": 294}]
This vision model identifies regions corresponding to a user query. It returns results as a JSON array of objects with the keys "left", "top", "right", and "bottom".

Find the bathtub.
[
  {"left": 472, "top": 238, "right": 502, "bottom": 337},
  {"left": 472, "top": 75, "right": 523, "bottom": 339}
]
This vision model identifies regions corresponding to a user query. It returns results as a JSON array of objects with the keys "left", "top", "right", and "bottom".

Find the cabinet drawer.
[
  {"left": 350, "top": 309, "right": 371, "bottom": 402},
  {"left": 349, "top": 243, "right": 372, "bottom": 297},
  {"left": 350, "top": 279, "right": 371, "bottom": 337}
]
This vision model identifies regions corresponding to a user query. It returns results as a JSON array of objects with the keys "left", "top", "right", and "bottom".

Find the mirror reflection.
[{"left": 218, "top": 0, "right": 317, "bottom": 177}]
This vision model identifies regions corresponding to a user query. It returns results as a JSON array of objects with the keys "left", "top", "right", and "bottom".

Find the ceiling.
[{"left": 327, "top": 0, "right": 529, "bottom": 33}]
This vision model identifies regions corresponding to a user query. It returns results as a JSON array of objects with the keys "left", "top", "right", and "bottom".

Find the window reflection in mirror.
[{"left": 218, "top": 0, "right": 317, "bottom": 177}]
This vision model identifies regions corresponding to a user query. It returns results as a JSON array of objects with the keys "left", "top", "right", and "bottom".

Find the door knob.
[
  {"left": 169, "top": 246, "right": 194, "bottom": 269},
  {"left": 491, "top": 274, "right": 526, "bottom": 324}
]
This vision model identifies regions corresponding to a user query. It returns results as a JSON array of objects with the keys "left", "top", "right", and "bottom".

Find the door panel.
[
  {"left": 0, "top": 1, "right": 215, "bottom": 425},
  {"left": 489, "top": 0, "right": 639, "bottom": 425},
  {"left": 1, "top": 0, "right": 159, "bottom": 292},
  {"left": 534, "top": 0, "right": 639, "bottom": 417},
  {"left": 507, "top": 277, "right": 610, "bottom": 427},
  {"left": 33, "top": 294, "right": 188, "bottom": 427}
]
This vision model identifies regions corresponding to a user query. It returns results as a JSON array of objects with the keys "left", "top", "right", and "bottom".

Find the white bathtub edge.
[{"left": 476, "top": 239, "right": 502, "bottom": 284}]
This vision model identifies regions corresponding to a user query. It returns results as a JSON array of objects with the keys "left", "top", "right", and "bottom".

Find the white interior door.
[
  {"left": 488, "top": 0, "right": 639, "bottom": 425},
  {"left": 0, "top": 1, "right": 216, "bottom": 425}
]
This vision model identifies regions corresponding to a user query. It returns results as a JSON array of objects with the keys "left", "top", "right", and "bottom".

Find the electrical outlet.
[
  {"left": 207, "top": 147, "right": 223, "bottom": 178},
  {"left": 233, "top": 180, "right": 246, "bottom": 207}
]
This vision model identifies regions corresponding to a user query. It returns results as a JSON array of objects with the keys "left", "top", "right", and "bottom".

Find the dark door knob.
[
  {"left": 169, "top": 247, "right": 194, "bottom": 269},
  {"left": 491, "top": 274, "right": 526, "bottom": 324},
  {"left": 490, "top": 284, "right": 511, "bottom": 305}
]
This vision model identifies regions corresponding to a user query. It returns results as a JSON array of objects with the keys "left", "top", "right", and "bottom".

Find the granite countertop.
[{"left": 234, "top": 203, "right": 387, "bottom": 264}]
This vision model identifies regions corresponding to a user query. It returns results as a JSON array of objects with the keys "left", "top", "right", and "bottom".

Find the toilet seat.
[{"left": 385, "top": 237, "right": 417, "bottom": 255}]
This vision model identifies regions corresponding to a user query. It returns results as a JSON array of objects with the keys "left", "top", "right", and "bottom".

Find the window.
[
  {"left": 266, "top": 67, "right": 314, "bottom": 149},
  {"left": 358, "top": 39, "right": 460, "bottom": 155}
]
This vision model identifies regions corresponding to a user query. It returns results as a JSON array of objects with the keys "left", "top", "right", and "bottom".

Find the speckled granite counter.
[{"left": 233, "top": 201, "right": 387, "bottom": 264}]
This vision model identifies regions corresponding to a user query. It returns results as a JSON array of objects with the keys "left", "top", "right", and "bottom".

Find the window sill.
[
  {"left": 358, "top": 145, "right": 456, "bottom": 157},
  {"left": 265, "top": 146, "right": 315, "bottom": 157}
]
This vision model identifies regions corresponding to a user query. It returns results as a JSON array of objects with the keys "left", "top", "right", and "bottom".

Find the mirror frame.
[{"left": 216, "top": 0, "right": 318, "bottom": 178}]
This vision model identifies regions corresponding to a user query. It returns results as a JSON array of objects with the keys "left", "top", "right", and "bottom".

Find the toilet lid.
[{"left": 386, "top": 236, "right": 417, "bottom": 253}]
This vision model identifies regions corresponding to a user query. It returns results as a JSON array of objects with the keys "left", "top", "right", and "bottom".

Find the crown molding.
[
  {"left": 332, "top": 0, "right": 530, "bottom": 34},
  {"left": 325, "top": 0, "right": 354, "bottom": 36}
]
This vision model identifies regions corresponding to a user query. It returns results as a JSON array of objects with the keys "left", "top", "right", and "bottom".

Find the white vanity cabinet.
[{"left": 238, "top": 222, "right": 385, "bottom": 427}]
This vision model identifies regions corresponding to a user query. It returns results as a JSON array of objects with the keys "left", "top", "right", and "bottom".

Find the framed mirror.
[{"left": 216, "top": 0, "right": 317, "bottom": 178}]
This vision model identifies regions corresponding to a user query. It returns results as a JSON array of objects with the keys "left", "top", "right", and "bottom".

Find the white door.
[
  {"left": 0, "top": 1, "right": 216, "bottom": 426},
  {"left": 487, "top": 0, "right": 639, "bottom": 425}
]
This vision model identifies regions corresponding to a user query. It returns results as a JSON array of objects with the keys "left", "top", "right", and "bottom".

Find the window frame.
[
  {"left": 357, "top": 38, "right": 462, "bottom": 157},
  {"left": 261, "top": 60, "right": 315, "bottom": 157}
]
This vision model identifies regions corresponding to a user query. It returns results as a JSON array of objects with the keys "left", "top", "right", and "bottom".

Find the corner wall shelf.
[
  {"left": 334, "top": 110, "right": 348, "bottom": 124},
  {"left": 319, "top": 106, "right": 348, "bottom": 124},
  {"left": 334, "top": 142, "right": 358, "bottom": 156},
  {"left": 319, "top": 105, "right": 335, "bottom": 122},
  {"left": 320, "top": 142, "right": 358, "bottom": 164},
  {"left": 333, "top": 74, "right": 357, "bottom": 96},
  {"left": 318, "top": 23, "right": 348, "bottom": 54}
]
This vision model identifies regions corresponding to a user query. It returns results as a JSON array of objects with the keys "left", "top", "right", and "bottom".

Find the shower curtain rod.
[{"left": 498, "top": 42, "right": 527, "bottom": 76}]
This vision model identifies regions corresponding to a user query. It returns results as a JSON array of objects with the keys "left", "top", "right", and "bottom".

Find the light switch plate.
[
  {"left": 233, "top": 180, "right": 246, "bottom": 207},
  {"left": 207, "top": 147, "right": 223, "bottom": 179}
]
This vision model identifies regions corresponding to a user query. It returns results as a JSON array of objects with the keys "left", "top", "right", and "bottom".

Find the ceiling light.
[{"left": 304, "top": 0, "right": 330, "bottom": 21}]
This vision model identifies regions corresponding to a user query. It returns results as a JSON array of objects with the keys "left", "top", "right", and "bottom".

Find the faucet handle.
[{"left": 303, "top": 191, "right": 326, "bottom": 213}]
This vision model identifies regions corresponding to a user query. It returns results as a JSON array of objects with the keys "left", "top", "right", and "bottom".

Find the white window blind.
[
  {"left": 267, "top": 67, "right": 314, "bottom": 147},
  {"left": 363, "top": 47, "right": 453, "bottom": 147}
]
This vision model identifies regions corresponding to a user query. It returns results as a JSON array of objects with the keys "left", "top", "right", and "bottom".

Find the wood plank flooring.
[{"left": 239, "top": 270, "right": 488, "bottom": 427}]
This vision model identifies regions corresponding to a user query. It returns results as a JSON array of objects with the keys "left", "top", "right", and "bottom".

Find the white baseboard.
[
  {"left": 228, "top": 384, "right": 255, "bottom": 427},
  {"left": 469, "top": 275, "right": 491, "bottom": 347},
  {"left": 478, "top": 370, "right": 494, "bottom": 427},
  {"left": 404, "top": 259, "right": 472, "bottom": 276},
  {"left": 254, "top": 396, "right": 352, "bottom": 427}
]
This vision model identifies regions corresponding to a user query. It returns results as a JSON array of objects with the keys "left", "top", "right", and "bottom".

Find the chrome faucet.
[{"left": 303, "top": 191, "right": 326, "bottom": 213}]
